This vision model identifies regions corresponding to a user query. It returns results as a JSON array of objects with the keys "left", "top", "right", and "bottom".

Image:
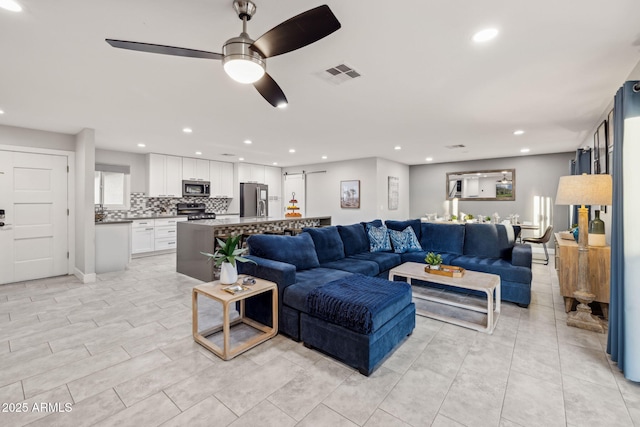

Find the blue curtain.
[{"left": 607, "top": 80, "right": 640, "bottom": 381}]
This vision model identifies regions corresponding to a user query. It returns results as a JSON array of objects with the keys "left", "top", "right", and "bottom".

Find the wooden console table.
[{"left": 554, "top": 233, "right": 610, "bottom": 318}]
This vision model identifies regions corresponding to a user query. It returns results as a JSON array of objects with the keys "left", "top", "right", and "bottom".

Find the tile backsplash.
[{"left": 102, "top": 192, "right": 231, "bottom": 220}]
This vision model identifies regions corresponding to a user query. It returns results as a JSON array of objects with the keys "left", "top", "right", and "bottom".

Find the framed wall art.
[
  {"left": 388, "top": 176, "right": 399, "bottom": 210},
  {"left": 607, "top": 109, "right": 614, "bottom": 175},
  {"left": 340, "top": 180, "right": 360, "bottom": 208},
  {"left": 596, "top": 120, "right": 607, "bottom": 175}
]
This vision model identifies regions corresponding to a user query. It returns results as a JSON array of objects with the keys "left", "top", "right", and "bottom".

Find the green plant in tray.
[{"left": 425, "top": 252, "right": 443, "bottom": 267}]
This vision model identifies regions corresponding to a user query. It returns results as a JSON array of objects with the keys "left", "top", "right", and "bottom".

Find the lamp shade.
[{"left": 555, "top": 174, "right": 612, "bottom": 206}]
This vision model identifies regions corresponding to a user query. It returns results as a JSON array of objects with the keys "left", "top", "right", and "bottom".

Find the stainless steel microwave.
[{"left": 182, "top": 180, "right": 210, "bottom": 197}]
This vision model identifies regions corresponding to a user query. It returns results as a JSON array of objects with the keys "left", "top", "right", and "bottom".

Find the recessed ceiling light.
[
  {"left": 182, "top": 127, "right": 193, "bottom": 134},
  {"left": 277, "top": 102, "right": 288, "bottom": 109},
  {"left": 394, "top": 146, "right": 401, "bottom": 150},
  {"left": 0, "top": 1, "right": 22, "bottom": 12},
  {"left": 244, "top": 139, "right": 252, "bottom": 144},
  {"left": 289, "top": 149, "right": 295, "bottom": 153},
  {"left": 472, "top": 28, "right": 499, "bottom": 43},
  {"left": 520, "top": 148, "right": 530, "bottom": 153},
  {"left": 0, "top": 109, "right": 4, "bottom": 115},
  {"left": 195, "top": 151, "right": 202, "bottom": 155},
  {"left": 137, "top": 143, "right": 146, "bottom": 147},
  {"left": 239, "top": 157, "right": 245, "bottom": 161},
  {"left": 425, "top": 157, "right": 433, "bottom": 162},
  {"left": 272, "top": 162, "right": 278, "bottom": 165},
  {"left": 322, "top": 155, "right": 327, "bottom": 160},
  {"left": 513, "top": 130, "right": 525, "bottom": 136}
]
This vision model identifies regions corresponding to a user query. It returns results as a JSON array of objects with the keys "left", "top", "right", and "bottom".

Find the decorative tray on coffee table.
[{"left": 424, "top": 265, "right": 465, "bottom": 278}]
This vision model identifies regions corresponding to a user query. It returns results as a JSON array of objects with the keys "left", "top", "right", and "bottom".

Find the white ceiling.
[{"left": 1, "top": 0, "right": 639, "bottom": 167}]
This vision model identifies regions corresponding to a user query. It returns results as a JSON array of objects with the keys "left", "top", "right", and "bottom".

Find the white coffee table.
[{"left": 389, "top": 262, "right": 500, "bottom": 334}]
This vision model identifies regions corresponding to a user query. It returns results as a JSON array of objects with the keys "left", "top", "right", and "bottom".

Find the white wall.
[
  {"left": 0, "top": 124, "right": 75, "bottom": 151},
  {"left": 376, "top": 158, "right": 410, "bottom": 220},
  {"left": 96, "top": 149, "right": 146, "bottom": 193},
  {"left": 283, "top": 157, "right": 410, "bottom": 225},
  {"left": 410, "top": 153, "right": 574, "bottom": 237}
]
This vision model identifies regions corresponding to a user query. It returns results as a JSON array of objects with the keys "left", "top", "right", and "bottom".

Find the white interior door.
[
  {"left": 283, "top": 174, "right": 305, "bottom": 217},
  {"left": 0, "top": 151, "right": 68, "bottom": 284}
]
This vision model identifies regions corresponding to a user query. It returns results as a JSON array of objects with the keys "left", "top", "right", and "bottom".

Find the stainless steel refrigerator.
[{"left": 239, "top": 183, "right": 269, "bottom": 217}]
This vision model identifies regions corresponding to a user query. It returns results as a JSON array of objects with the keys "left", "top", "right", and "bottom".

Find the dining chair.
[{"left": 522, "top": 225, "right": 554, "bottom": 265}]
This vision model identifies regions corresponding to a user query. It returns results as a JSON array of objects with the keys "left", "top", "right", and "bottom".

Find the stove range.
[{"left": 176, "top": 203, "right": 216, "bottom": 221}]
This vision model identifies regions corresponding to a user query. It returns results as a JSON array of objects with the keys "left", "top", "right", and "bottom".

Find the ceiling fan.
[
  {"left": 497, "top": 174, "right": 512, "bottom": 184},
  {"left": 106, "top": 1, "right": 341, "bottom": 108}
]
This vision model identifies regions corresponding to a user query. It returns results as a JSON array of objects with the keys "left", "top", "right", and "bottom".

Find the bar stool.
[{"left": 283, "top": 227, "right": 304, "bottom": 236}]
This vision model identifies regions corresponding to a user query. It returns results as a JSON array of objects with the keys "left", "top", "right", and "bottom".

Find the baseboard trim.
[{"left": 74, "top": 268, "right": 96, "bottom": 284}]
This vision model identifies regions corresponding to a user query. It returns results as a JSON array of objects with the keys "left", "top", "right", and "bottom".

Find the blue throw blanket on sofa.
[{"left": 306, "top": 274, "right": 410, "bottom": 334}]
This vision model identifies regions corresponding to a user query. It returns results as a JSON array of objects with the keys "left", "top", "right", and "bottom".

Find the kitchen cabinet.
[
  {"left": 154, "top": 217, "right": 186, "bottom": 251},
  {"left": 210, "top": 161, "right": 234, "bottom": 198},
  {"left": 147, "top": 154, "right": 182, "bottom": 198},
  {"left": 131, "top": 217, "right": 187, "bottom": 255},
  {"left": 238, "top": 163, "right": 265, "bottom": 183},
  {"left": 131, "top": 220, "right": 155, "bottom": 254},
  {"left": 183, "top": 158, "right": 210, "bottom": 181},
  {"left": 264, "top": 165, "right": 282, "bottom": 214}
]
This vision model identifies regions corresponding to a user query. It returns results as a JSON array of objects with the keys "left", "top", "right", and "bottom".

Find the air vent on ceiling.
[
  {"left": 220, "top": 153, "right": 236, "bottom": 157},
  {"left": 318, "top": 63, "right": 362, "bottom": 85},
  {"left": 446, "top": 144, "right": 466, "bottom": 149}
]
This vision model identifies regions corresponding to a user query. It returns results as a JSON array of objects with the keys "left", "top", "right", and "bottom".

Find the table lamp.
[{"left": 555, "top": 173, "right": 612, "bottom": 332}]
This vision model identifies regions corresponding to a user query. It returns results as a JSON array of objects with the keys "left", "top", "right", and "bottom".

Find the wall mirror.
[{"left": 446, "top": 169, "right": 515, "bottom": 201}]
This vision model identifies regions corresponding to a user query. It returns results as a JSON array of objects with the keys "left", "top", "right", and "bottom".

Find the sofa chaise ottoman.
[{"left": 301, "top": 274, "right": 415, "bottom": 375}]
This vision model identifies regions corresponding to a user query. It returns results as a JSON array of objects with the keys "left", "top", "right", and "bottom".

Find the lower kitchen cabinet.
[
  {"left": 131, "top": 217, "right": 187, "bottom": 255},
  {"left": 132, "top": 220, "right": 155, "bottom": 254}
]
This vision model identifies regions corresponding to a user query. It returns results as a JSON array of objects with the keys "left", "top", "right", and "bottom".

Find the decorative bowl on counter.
[{"left": 95, "top": 213, "right": 106, "bottom": 222}]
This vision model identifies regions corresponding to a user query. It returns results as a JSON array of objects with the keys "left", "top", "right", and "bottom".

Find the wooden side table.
[
  {"left": 192, "top": 276, "right": 278, "bottom": 360},
  {"left": 554, "top": 233, "right": 610, "bottom": 318}
]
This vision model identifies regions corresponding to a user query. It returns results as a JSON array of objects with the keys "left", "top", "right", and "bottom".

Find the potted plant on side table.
[
  {"left": 201, "top": 235, "right": 255, "bottom": 284},
  {"left": 425, "top": 252, "right": 443, "bottom": 270}
]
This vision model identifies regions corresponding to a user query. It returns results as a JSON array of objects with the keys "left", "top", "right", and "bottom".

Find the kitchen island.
[{"left": 177, "top": 216, "right": 331, "bottom": 282}]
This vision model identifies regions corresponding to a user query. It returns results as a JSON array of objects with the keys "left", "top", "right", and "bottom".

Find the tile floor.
[{"left": 0, "top": 254, "right": 639, "bottom": 427}]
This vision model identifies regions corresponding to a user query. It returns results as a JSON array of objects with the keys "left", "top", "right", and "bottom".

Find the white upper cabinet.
[
  {"left": 210, "top": 161, "right": 234, "bottom": 198},
  {"left": 166, "top": 155, "right": 183, "bottom": 197},
  {"left": 183, "top": 158, "right": 210, "bottom": 181},
  {"left": 237, "top": 163, "right": 265, "bottom": 183},
  {"left": 147, "top": 154, "right": 183, "bottom": 198},
  {"left": 264, "top": 165, "right": 281, "bottom": 197}
]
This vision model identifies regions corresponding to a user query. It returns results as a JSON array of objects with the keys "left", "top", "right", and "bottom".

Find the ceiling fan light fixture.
[
  {"left": 222, "top": 34, "right": 265, "bottom": 84},
  {"left": 0, "top": 0, "right": 22, "bottom": 12},
  {"left": 223, "top": 58, "right": 265, "bottom": 84}
]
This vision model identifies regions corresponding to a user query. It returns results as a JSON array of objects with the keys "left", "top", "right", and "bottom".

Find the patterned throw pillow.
[
  {"left": 389, "top": 226, "right": 423, "bottom": 254},
  {"left": 366, "top": 224, "right": 392, "bottom": 252}
]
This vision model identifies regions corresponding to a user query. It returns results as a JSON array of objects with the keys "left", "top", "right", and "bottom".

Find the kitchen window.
[{"left": 95, "top": 164, "right": 131, "bottom": 210}]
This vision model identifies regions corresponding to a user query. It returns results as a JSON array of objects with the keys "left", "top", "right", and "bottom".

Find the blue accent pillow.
[
  {"left": 388, "top": 226, "right": 422, "bottom": 254},
  {"left": 366, "top": 224, "right": 392, "bottom": 252},
  {"left": 247, "top": 232, "right": 320, "bottom": 271},
  {"left": 302, "top": 226, "right": 345, "bottom": 263}
]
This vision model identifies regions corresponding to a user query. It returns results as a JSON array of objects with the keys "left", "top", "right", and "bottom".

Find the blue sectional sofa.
[{"left": 238, "top": 219, "right": 532, "bottom": 343}]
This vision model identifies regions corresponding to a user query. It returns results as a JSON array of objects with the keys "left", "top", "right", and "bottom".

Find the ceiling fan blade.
[
  {"left": 250, "top": 5, "right": 341, "bottom": 58},
  {"left": 106, "top": 39, "right": 223, "bottom": 60},
  {"left": 253, "top": 73, "right": 288, "bottom": 108}
]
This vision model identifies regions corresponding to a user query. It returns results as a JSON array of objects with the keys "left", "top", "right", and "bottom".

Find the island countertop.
[
  {"left": 183, "top": 215, "right": 331, "bottom": 227},
  {"left": 177, "top": 215, "right": 331, "bottom": 282}
]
